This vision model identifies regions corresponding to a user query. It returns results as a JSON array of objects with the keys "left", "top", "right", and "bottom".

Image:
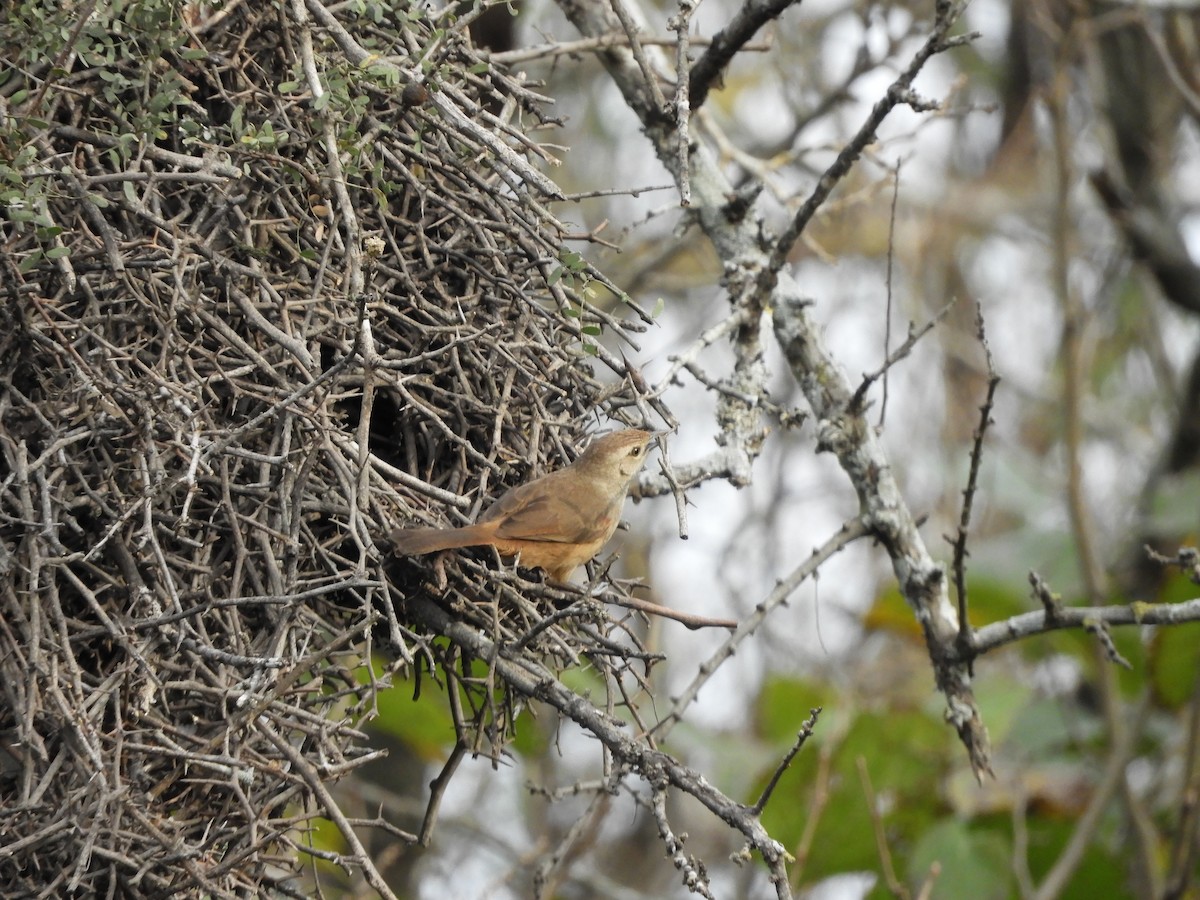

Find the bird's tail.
[{"left": 390, "top": 524, "right": 489, "bottom": 556}]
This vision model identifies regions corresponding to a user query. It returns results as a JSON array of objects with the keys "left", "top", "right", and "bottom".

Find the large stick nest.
[{"left": 0, "top": 1, "right": 660, "bottom": 895}]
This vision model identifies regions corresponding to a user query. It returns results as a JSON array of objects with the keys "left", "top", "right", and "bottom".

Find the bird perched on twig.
[{"left": 391, "top": 429, "right": 655, "bottom": 583}]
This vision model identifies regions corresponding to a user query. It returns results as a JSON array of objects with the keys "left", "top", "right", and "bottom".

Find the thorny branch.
[
  {"left": 752, "top": 708, "right": 822, "bottom": 815},
  {"left": 409, "top": 595, "right": 797, "bottom": 899},
  {"left": 0, "top": 0, "right": 672, "bottom": 894},
  {"left": 764, "top": 2, "right": 978, "bottom": 293},
  {"left": 959, "top": 585, "right": 1200, "bottom": 661},
  {"left": 652, "top": 518, "right": 870, "bottom": 740},
  {"left": 554, "top": 0, "right": 995, "bottom": 779},
  {"left": 848, "top": 299, "right": 956, "bottom": 415},
  {"left": 949, "top": 303, "right": 1001, "bottom": 664}
]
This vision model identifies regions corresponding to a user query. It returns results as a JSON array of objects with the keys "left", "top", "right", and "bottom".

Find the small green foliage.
[
  {"left": 238, "top": 119, "right": 288, "bottom": 149},
  {"left": 558, "top": 247, "right": 586, "bottom": 273},
  {"left": 17, "top": 249, "right": 43, "bottom": 274},
  {"left": 364, "top": 62, "right": 401, "bottom": 89},
  {"left": 2, "top": 0, "right": 194, "bottom": 145}
]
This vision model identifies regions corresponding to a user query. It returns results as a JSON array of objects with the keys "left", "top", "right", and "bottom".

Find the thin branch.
[
  {"left": 688, "top": 0, "right": 801, "bottom": 111},
  {"left": 775, "top": 281, "right": 994, "bottom": 779},
  {"left": 652, "top": 306, "right": 752, "bottom": 395},
  {"left": 961, "top": 594, "right": 1200, "bottom": 661},
  {"left": 789, "top": 739, "right": 833, "bottom": 889},
  {"left": 1032, "top": 699, "right": 1148, "bottom": 900},
  {"left": 652, "top": 787, "right": 715, "bottom": 898},
  {"left": 607, "top": 0, "right": 669, "bottom": 117},
  {"left": 763, "top": 2, "right": 975, "bottom": 291},
  {"left": 201, "top": 289, "right": 369, "bottom": 465},
  {"left": 488, "top": 32, "right": 771, "bottom": 66},
  {"left": 651, "top": 518, "right": 869, "bottom": 739},
  {"left": 857, "top": 756, "right": 909, "bottom": 900},
  {"left": 849, "top": 298, "right": 956, "bottom": 415},
  {"left": 509, "top": 600, "right": 606, "bottom": 653},
  {"left": 409, "top": 595, "right": 795, "bottom": 899},
  {"left": 533, "top": 790, "right": 612, "bottom": 899},
  {"left": 752, "top": 708, "right": 821, "bottom": 815},
  {"left": 949, "top": 303, "right": 1000, "bottom": 665},
  {"left": 1165, "top": 667, "right": 1200, "bottom": 898},
  {"left": 914, "top": 862, "right": 943, "bottom": 900},
  {"left": 1137, "top": 13, "right": 1200, "bottom": 119},
  {"left": 1146, "top": 545, "right": 1200, "bottom": 584},
  {"left": 668, "top": 0, "right": 696, "bottom": 206},
  {"left": 258, "top": 719, "right": 400, "bottom": 900},
  {"left": 656, "top": 437, "right": 690, "bottom": 540},
  {"left": 302, "top": 0, "right": 564, "bottom": 198},
  {"left": 1011, "top": 789, "right": 1035, "bottom": 899},
  {"left": 419, "top": 740, "right": 467, "bottom": 847},
  {"left": 606, "top": 593, "right": 738, "bottom": 630},
  {"left": 879, "top": 160, "right": 902, "bottom": 426},
  {"left": 1085, "top": 617, "right": 1132, "bottom": 670}
]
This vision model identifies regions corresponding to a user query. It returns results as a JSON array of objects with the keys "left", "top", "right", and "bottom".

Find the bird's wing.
[{"left": 481, "top": 475, "right": 607, "bottom": 544}]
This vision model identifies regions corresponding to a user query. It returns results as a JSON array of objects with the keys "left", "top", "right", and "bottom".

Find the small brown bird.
[{"left": 391, "top": 429, "right": 655, "bottom": 582}]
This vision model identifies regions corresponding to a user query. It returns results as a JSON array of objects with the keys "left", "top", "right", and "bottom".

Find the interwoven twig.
[{"left": 0, "top": 2, "right": 659, "bottom": 895}]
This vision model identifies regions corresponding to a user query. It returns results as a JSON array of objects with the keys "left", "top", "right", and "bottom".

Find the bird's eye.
[{"left": 630, "top": 446, "right": 642, "bottom": 456}]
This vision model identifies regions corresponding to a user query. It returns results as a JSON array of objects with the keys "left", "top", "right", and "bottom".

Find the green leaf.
[
  {"left": 972, "top": 677, "right": 1034, "bottom": 748},
  {"left": 1151, "top": 620, "right": 1200, "bottom": 709},
  {"left": 558, "top": 248, "right": 584, "bottom": 271},
  {"left": 907, "top": 819, "right": 1011, "bottom": 900},
  {"left": 1005, "top": 695, "right": 1099, "bottom": 756}
]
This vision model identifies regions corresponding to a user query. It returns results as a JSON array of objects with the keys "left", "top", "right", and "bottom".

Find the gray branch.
[
  {"left": 409, "top": 595, "right": 795, "bottom": 899},
  {"left": 555, "top": 0, "right": 991, "bottom": 777}
]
